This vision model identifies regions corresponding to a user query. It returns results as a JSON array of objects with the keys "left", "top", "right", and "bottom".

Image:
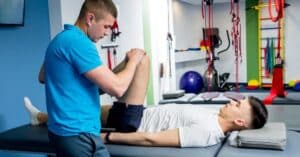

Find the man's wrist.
[{"left": 105, "top": 132, "right": 111, "bottom": 143}]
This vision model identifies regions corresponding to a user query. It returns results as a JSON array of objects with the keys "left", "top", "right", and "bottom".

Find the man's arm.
[
  {"left": 85, "top": 49, "right": 145, "bottom": 98},
  {"left": 112, "top": 58, "right": 127, "bottom": 74},
  {"left": 38, "top": 64, "right": 45, "bottom": 84},
  {"left": 101, "top": 129, "right": 181, "bottom": 147}
]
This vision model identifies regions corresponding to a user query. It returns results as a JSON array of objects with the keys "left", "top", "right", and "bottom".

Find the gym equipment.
[
  {"left": 179, "top": 71, "right": 204, "bottom": 94},
  {"left": 288, "top": 80, "right": 296, "bottom": 88},
  {"left": 268, "top": 0, "right": 285, "bottom": 22},
  {"left": 110, "top": 21, "right": 121, "bottom": 42},
  {"left": 201, "top": 92, "right": 220, "bottom": 101},
  {"left": 259, "top": 0, "right": 287, "bottom": 103},
  {"left": 293, "top": 82, "right": 300, "bottom": 91},
  {"left": 189, "top": 92, "right": 300, "bottom": 105},
  {"left": 175, "top": 48, "right": 201, "bottom": 52},
  {"left": 203, "top": 64, "right": 219, "bottom": 91},
  {"left": 202, "top": 28, "right": 230, "bottom": 91},
  {"left": 201, "top": 1, "right": 218, "bottom": 92},
  {"left": 257, "top": 0, "right": 287, "bottom": 87},
  {"left": 159, "top": 93, "right": 196, "bottom": 104},
  {"left": 248, "top": 80, "right": 259, "bottom": 86},
  {"left": 247, "top": 79, "right": 259, "bottom": 90},
  {"left": 200, "top": 1, "right": 232, "bottom": 92},
  {"left": 264, "top": 64, "right": 287, "bottom": 105},
  {"left": 223, "top": 92, "right": 245, "bottom": 101},
  {"left": 160, "top": 63, "right": 185, "bottom": 100},
  {"left": 161, "top": 92, "right": 262, "bottom": 104},
  {"left": 162, "top": 90, "right": 185, "bottom": 99},
  {"left": 230, "top": 0, "right": 242, "bottom": 90},
  {"left": 219, "top": 73, "right": 230, "bottom": 91},
  {"left": 101, "top": 44, "right": 119, "bottom": 70},
  {"left": 191, "top": 92, "right": 230, "bottom": 104}
]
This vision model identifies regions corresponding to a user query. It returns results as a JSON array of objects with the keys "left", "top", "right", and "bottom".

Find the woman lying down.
[{"left": 24, "top": 96, "right": 268, "bottom": 148}]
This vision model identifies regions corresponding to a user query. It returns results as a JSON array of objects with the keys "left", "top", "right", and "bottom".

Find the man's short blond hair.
[{"left": 78, "top": 0, "right": 117, "bottom": 21}]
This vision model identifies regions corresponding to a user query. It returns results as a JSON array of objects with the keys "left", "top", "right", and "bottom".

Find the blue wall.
[{"left": 0, "top": 0, "right": 50, "bottom": 156}]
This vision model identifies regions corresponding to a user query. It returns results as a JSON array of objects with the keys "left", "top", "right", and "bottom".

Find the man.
[
  {"left": 38, "top": 0, "right": 147, "bottom": 156},
  {"left": 24, "top": 96, "right": 268, "bottom": 148},
  {"left": 100, "top": 96, "right": 268, "bottom": 147}
]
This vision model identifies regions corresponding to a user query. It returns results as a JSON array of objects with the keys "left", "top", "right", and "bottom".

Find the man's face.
[
  {"left": 87, "top": 13, "right": 115, "bottom": 43},
  {"left": 219, "top": 98, "right": 252, "bottom": 128}
]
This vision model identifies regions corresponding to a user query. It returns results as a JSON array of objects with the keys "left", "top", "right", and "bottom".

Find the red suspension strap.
[
  {"left": 201, "top": 0, "right": 206, "bottom": 25},
  {"left": 107, "top": 48, "right": 112, "bottom": 70},
  {"left": 268, "top": 0, "right": 284, "bottom": 22},
  {"left": 230, "top": 0, "right": 241, "bottom": 90},
  {"left": 201, "top": 0, "right": 214, "bottom": 91},
  {"left": 268, "top": 0, "right": 285, "bottom": 64},
  {"left": 202, "top": 0, "right": 214, "bottom": 62}
]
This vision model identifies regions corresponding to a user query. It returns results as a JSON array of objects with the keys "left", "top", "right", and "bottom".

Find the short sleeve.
[{"left": 70, "top": 43, "right": 103, "bottom": 74}]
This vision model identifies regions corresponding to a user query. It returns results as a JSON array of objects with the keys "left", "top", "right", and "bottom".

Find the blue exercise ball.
[
  {"left": 294, "top": 82, "right": 300, "bottom": 91},
  {"left": 180, "top": 71, "right": 204, "bottom": 94}
]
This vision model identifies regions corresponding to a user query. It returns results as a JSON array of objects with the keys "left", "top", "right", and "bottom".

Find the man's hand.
[
  {"left": 101, "top": 133, "right": 108, "bottom": 143},
  {"left": 85, "top": 48, "right": 146, "bottom": 98},
  {"left": 126, "top": 48, "right": 146, "bottom": 66}
]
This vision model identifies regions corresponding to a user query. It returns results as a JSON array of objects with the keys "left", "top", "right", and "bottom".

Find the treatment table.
[
  {"left": 0, "top": 124, "right": 223, "bottom": 157},
  {"left": 1, "top": 101, "right": 300, "bottom": 157},
  {"left": 0, "top": 124, "right": 300, "bottom": 157},
  {"left": 159, "top": 92, "right": 300, "bottom": 105}
]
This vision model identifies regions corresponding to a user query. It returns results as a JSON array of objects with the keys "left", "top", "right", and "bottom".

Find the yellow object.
[
  {"left": 248, "top": 80, "right": 259, "bottom": 86},
  {"left": 252, "top": 3, "right": 277, "bottom": 10},
  {"left": 288, "top": 80, "right": 296, "bottom": 87},
  {"left": 200, "top": 46, "right": 210, "bottom": 51}
]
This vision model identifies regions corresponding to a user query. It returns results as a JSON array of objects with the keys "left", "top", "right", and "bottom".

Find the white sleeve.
[{"left": 179, "top": 125, "right": 220, "bottom": 147}]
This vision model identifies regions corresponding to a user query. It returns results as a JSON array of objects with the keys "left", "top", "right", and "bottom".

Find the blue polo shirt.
[{"left": 44, "top": 24, "right": 102, "bottom": 136}]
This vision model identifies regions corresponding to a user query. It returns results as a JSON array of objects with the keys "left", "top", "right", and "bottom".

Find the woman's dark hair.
[{"left": 248, "top": 96, "right": 268, "bottom": 129}]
